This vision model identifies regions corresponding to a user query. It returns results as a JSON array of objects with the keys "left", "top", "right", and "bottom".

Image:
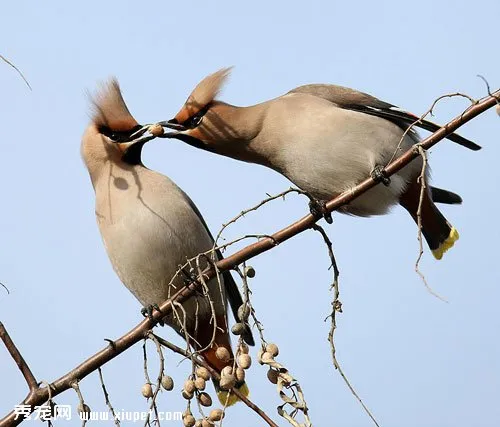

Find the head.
[
  {"left": 81, "top": 79, "right": 145, "bottom": 185},
  {"left": 164, "top": 67, "right": 254, "bottom": 152}
]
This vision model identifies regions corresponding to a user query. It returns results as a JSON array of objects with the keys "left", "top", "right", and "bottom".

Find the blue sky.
[{"left": 1, "top": 1, "right": 499, "bottom": 426}]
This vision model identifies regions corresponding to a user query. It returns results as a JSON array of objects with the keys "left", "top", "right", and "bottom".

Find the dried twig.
[
  {"left": 142, "top": 340, "right": 159, "bottom": 427},
  {"left": 312, "top": 224, "right": 380, "bottom": 427},
  {"left": 0, "top": 322, "right": 38, "bottom": 392},
  {"left": 1, "top": 88, "right": 497, "bottom": 427},
  {"left": 387, "top": 92, "right": 477, "bottom": 166},
  {"left": 71, "top": 381, "right": 88, "bottom": 427},
  {"left": 0, "top": 55, "right": 31, "bottom": 90},
  {"left": 213, "top": 188, "right": 311, "bottom": 247},
  {"left": 144, "top": 333, "right": 165, "bottom": 427},
  {"left": 97, "top": 367, "right": 120, "bottom": 426},
  {"left": 414, "top": 146, "right": 448, "bottom": 302}
]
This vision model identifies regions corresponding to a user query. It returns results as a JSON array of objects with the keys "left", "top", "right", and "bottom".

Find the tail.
[
  {"left": 195, "top": 315, "right": 249, "bottom": 406},
  {"left": 400, "top": 181, "right": 459, "bottom": 260}
]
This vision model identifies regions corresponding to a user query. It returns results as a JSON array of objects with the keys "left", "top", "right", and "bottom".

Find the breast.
[{"left": 94, "top": 166, "right": 215, "bottom": 307}]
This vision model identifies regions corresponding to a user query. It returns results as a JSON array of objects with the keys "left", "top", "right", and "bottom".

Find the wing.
[
  {"left": 289, "top": 84, "right": 481, "bottom": 151},
  {"left": 183, "top": 192, "right": 255, "bottom": 346},
  {"left": 430, "top": 186, "right": 462, "bottom": 205}
]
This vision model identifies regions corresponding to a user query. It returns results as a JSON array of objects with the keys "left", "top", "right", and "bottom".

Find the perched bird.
[
  {"left": 81, "top": 78, "right": 253, "bottom": 405},
  {"left": 164, "top": 68, "right": 481, "bottom": 259}
]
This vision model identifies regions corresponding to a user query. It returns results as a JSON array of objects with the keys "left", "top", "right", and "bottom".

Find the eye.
[
  {"left": 185, "top": 111, "right": 204, "bottom": 128},
  {"left": 182, "top": 103, "right": 211, "bottom": 129}
]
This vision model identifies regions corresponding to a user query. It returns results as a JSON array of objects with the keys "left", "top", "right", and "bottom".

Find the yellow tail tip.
[
  {"left": 432, "top": 227, "right": 459, "bottom": 260},
  {"left": 217, "top": 382, "right": 249, "bottom": 406}
]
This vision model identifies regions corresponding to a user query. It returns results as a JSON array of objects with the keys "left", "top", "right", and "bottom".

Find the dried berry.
[
  {"left": 184, "top": 379, "right": 196, "bottom": 394},
  {"left": 194, "top": 377, "right": 206, "bottom": 391},
  {"left": 267, "top": 368, "right": 278, "bottom": 384},
  {"left": 215, "top": 347, "right": 230, "bottom": 363},
  {"left": 244, "top": 265, "right": 256, "bottom": 278},
  {"left": 148, "top": 124, "right": 164, "bottom": 137},
  {"left": 221, "top": 366, "right": 233, "bottom": 377},
  {"left": 219, "top": 373, "right": 236, "bottom": 390},
  {"left": 198, "top": 391, "right": 212, "bottom": 407},
  {"left": 196, "top": 366, "right": 211, "bottom": 381},
  {"left": 261, "top": 351, "right": 274, "bottom": 363},
  {"left": 182, "top": 389, "right": 194, "bottom": 400},
  {"left": 141, "top": 383, "right": 153, "bottom": 399},
  {"left": 231, "top": 322, "right": 245, "bottom": 335},
  {"left": 161, "top": 375, "right": 174, "bottom": 391},
  {"left": 183, "top": 414, "right": 196, "bottom": 427},
  {"left": 235, "top": 367, "right": 246, "bottom": 382},
  {"left": 239, "top": 342, "right": 249, "bottom": 355},
  {"left": 208, "top": 409, "right": 224, "bottom": 422},
  {"left": 266, "top": 343, "right": 279, "bottom": 357},
  {"left": 237, "top": 304, "right": 251, "bottom": 322},
  {"left": 77, "top": 403, "right": 91, "bottom": 417},
  {"left": 237, "top": 353, "right": 252, "bottom": 369}
]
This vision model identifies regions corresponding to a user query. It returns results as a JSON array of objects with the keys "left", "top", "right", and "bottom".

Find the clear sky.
[{"left": 1, "top": 1, "right": 499, "bottom": 426}]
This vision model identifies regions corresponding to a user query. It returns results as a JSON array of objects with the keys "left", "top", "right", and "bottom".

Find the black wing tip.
[
  {"left": 430, "top": 187, "right": 463, "bottom": 205},
  {"left": 242, "top": 326, "right": 255, "bottom": 346},
  {"left": 449, "top": 135, "right": 482, "bottom": 151}
]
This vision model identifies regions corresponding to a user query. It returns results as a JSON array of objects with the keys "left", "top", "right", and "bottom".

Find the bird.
[
  {"left": 163, "top": 68, "right": 481, "bottom": 260},
  {"left": 81, "top": 78, "right": 253, "bottom": 405}
]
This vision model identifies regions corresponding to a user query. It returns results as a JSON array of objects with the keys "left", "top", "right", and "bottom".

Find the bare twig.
[
  {"left": 0, "top": 282, "right": 9, "bottom": 294},
  {"left": 144, "top": 333, "right": 165, "bottom": 427},
  {"left": 142, "top": 340, "right": 159, "bottom": 427},
  {"left": 1, "top": 88, "right": 497, "bottom": 427},
  {"left": 312, "top": 224, "right": 379, "bottom": 426},
  {"left": 387, "top": 92, "right": 477, "bottom": 166},
  {"left": 414, "top": 146, "right": 448, "bottom": 302},
  {"left": 97, "top": 367, "right": 120, "bottom": 426},
  {"left": 0, "top": 322, "right": 38, "bottom": 392},
  {"left": 71, "top": 381, "right": 88, "bottom": 427},
  {"left": 0, "top": 55, "right": 31, "bottom": 90},
  {"left": 213, "top": 188, "right": 310, "bottom": 247},
  {"left": 476, "top": 75, "right": 499, "bottom": 103}
]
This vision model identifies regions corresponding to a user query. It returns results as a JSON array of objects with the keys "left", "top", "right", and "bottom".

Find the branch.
[
  {"left": 0, "top": 322, "right": 37, "bottom": 392},
  {"left": 1, "top": 88, "right": 497, "bottom": 427}
]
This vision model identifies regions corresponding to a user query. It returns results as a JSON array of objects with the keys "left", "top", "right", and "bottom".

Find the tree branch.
[
  {"left": 1, "top": 88, "right": 497, "bottom": 427},
  {"left": 0, "top": 322, "right": 38, "bottom": 393}
]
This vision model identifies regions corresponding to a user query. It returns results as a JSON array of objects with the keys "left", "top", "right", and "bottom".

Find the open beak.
[{"left": 158, "top": 119, "right": 188, "bottom": 132}]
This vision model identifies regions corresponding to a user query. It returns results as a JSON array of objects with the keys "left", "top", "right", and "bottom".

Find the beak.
[
  {"left": 116, "top": 139, "right": 141, "bottom": 154},
  {"left": 158, "top": 119, "right": 188, "bottom": 132}
]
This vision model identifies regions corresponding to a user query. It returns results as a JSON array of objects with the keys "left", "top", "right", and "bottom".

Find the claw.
[
  {"left": 309, "top": 199, "right": 333, "bottom": 224},
  {"left": 371, "top": 165, "right": 391, "bottom": 186},
  {"left": 141, "top": 304, "right": 164, "bottom": 326}
]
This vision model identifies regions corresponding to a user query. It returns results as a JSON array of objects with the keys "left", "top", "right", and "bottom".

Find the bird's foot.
[
  {"left": 181, "top": 267, "right": 198, "bottom": 285},
  {"left": 141, "top": 304, "right": 164, "bottom": 326},
  {"left": 309, "top": 198, "right": 333, "bottom": 224},
  {"left": 371, "top": 165, "right": 391, "bottom": 186}
]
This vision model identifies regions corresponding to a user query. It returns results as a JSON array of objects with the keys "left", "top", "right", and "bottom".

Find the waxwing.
[
  {"left": 164, "top": 68, "right": 481, "bottom": 259},
  {"left": 81, "top": 78, "right": 253, "bottom": 405}
]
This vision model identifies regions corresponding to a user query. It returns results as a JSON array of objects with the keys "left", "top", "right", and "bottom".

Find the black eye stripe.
[
  {"left": 181, "top": 103, "right": 212, "bottom": 129},
  {"left": 98, "top": 124, "right": 142, "bottom": 142}
]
